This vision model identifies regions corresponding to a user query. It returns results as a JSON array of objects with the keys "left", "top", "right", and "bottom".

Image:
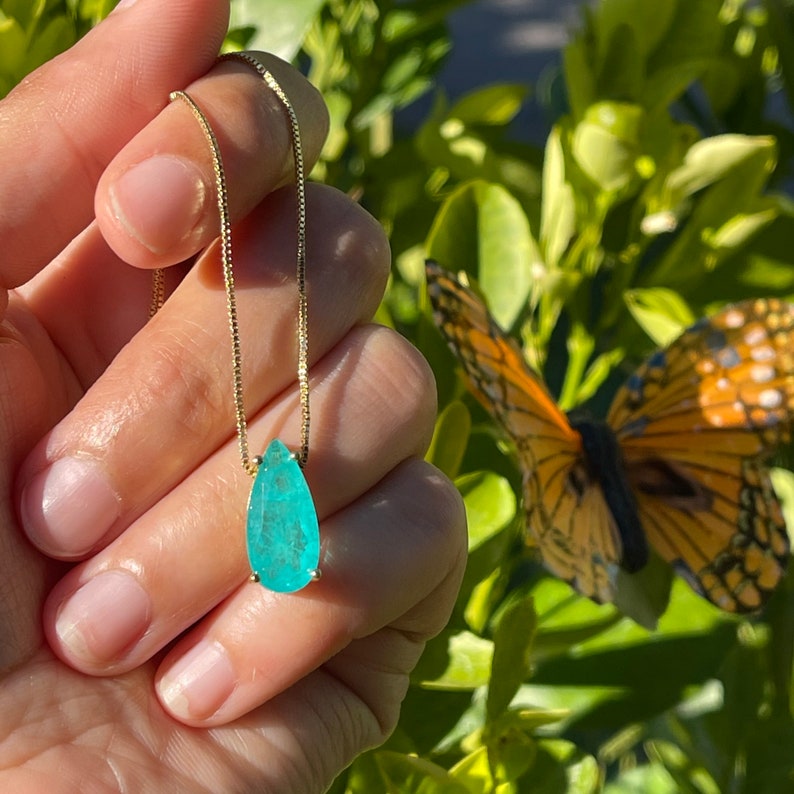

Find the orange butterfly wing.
[
  {"left": 608, "top": 299, "right": 794, "bottom": 612},
  {"left": 426, "top": 261, "right": 623, "bottom": 602}
]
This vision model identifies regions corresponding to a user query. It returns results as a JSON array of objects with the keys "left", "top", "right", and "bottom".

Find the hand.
[{"left": 0, "top": 1, "right": 466, "bottom": 791}]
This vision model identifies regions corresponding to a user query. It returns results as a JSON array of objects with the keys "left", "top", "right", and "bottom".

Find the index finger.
[{"left": 0, "top": 0, "right": 228, "bottom": 289}]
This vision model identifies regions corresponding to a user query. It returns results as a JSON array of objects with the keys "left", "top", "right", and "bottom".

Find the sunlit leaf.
[
  {"left": 457, "top": 471, "right": 516, "bottom": 552},
  {"left": 528, "top": 739, "right": 601, "bottom": 794},
  {"left": 417, "top": 631, "right": 494, "bottom": 691},
  {"left": 603, "top": 760, "right": 680, "bottom": 794},
  {"left": 426, "top": 180, "right": 536, "bottom": 329},
  {"left": 661, "top": 134, "right": 777, "bottom": 210},
  {"left": 487, "top": 596, "right": 537, "bottom": 720},
  {"left": 448, "top": 83, "right": 529, "bottom": 126},
  {"left": 427, "top": 400, "right": 472, "bottom": 480},
  {"left": 571, "top": 101, "right": 644, "bottom": 194},
  {"left": 448, "top": 746, "right": 494, "bottom": 791},
  {"left": 540, "top": 126, "right": 576, "bottom": 268},
  {"left": 624, "top": 287, "right": 694, "bottom": 346},
  {"left": 225, "top": 0, "right": 324, "bottom": 57},
  {"left": 375, "top": 751, "right": 471, "bottom": 794}
]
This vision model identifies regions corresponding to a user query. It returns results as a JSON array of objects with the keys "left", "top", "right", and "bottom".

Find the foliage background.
[{"left": 4, "top": 0, "right": 794, "bottom": 790}]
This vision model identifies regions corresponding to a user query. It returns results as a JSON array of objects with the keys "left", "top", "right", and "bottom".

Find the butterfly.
[{"left": 426, "top": 259, "right": 794, "bottom": 613}]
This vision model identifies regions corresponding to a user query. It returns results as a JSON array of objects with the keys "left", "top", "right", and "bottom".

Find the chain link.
[{"left": 159, "top": 55, "right": 310, "bottom": 475}]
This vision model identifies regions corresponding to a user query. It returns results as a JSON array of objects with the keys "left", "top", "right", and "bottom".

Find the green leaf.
[
  {"left": 595, "top": 22, "right": 644, "bottom": 104},
  {"left": 701, "top": 201, "right": 779, "bottom": 251},
  {"left": 447, "top": 83, "right": 529, "bottom": 127},
  {"left": 603, "top": 761, "right": 680, "bottom": 794},
  {"left": 571, "top": 101, "right": 644, "bottom": 194},
  {"left": 456, "top": 470, "right": 517, "bottom": 629},
  {"left": 457, "top": 471, "right": 516, "bottom": 553},
  {"left": 225, "top": 0, "right": 324, "bottom": 58},
  {"left": 24, "top": 13, "right": 75, "bottom": 75},
  {"left": 415, "top": 91, "right": 541, "bottom": 197},
  {"left": 487, "top": 596, "right": 537, "bottom": 720},
  {"left": 771, "top": 468, "right": 794, "bottom": 533},
  {"left": 661, "top": 134, "right": 777, "bottom": 211},
  {"left": 427, "top": 400, "right": 472, "bottom": 480},
  {"left": 558, "top": 319, "right": 594, "bottom": 411},
  {"left": 475, "top": 183, "right": 537, "bottom": 330},
  {"left": 465, "top": 567, "right": 511, "bottom": 636},
  {"left": 415, "top": 630, "right": 494, "bottom": 691},
  {"left": 645, "top": 136, "right": 778, "bottom": 288},
  {"left": 540, "top": 127, "right": 576, "bottom": 268},
  {"left": 574, "top": 346, "right": 625, "bottom": 406},
  {"left": 375, "top": 751, "right": 472, "bottom": 794},
  {"left": 611, "top": 554, "right": 674, "bottom": 631},
  {"left": 426, "top": 180, "right": 480, "bottom": 275},
  {"left": 645, "top": 0, "right": 724, "bottom": 75},
  {"left": 2, "top": 0, "right": 39, "bottom": 28},
  {"left": 643, "top": 58, "right": 713, "bottom": 113},
  {"left": 648, "top": 736, "right": 724, "bottom": 794},
  {"left": 530, "top": 622, "right": 738, "bottom": 730},
  {"left": 743, "top": 713, "right": 794, "bottom": 792},
  {"left": 765, "top": 0, "right": 794, "bottom": 121},
  {"left": 396, "top": 684, "right": 477, "bottom": 757},
  {"left": 528, "top": 739, "right": 601, "bottom": 794},
  {"left": 563, "top": 30, "right": 596, "bottom": 121},
  {"left": 426, "top": 180, "right": 536, "bottom": 329},
  {"left": 448, "top": 746, "right": 495, "bottom": 792},
  {"left": 593, "top": 0, "right": 677, "bottom": 63},
  {"left": 484, "top": 723, "right": 537, "bottom": 786},
  {"left": 624, "top": 288, "right": 694, "bottom": 347},
  {"left": 77, "top": 0, "right": 117, "bottom": 21},
  {"left": 0, "top": 16, "right": 26, "bottom": 75}
]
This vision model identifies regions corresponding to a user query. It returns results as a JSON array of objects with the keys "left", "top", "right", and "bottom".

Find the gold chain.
[
  {"left": 148, "top": 266, "right": 165, "bottom": 318},
  {"left": 157, "top": 55, "right": 309, "bottom": 476},
  {"left": 222, "top": 52, "right": 310, "bottom": 468}
]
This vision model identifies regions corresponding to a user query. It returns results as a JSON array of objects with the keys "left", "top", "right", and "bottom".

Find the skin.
[{"left": 0, "top": 0, "right": 467, "bottom": 791}]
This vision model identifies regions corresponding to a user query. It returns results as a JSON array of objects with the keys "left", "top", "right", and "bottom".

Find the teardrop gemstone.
[{"left": 246, "top": 439, "right": 320, "bottom": 592}]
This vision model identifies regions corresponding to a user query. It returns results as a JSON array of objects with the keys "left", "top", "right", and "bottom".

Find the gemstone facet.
[{"left": 246, "top": 439, "right": 320, "bottom": 592}]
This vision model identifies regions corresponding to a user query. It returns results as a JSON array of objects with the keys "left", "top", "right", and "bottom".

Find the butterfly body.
[
  {"left": 568, "top": 415, "right": 648, "bottom": 574},
  {"left": 426, "top": 260, "right": 793, "bottom": 613}
]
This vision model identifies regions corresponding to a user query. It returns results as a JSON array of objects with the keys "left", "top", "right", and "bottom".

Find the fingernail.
[
  {"left": 158, "top": 640, "right": 236, "bottom": 720},
  {"left": 109, "top": 155, "right": 206, "bottom": 254},
  {"left": 21, "top": 457, "right": 120, "bottom": 556},
  {"left": 56, "top": 570, "right": 151, "bottom": 663}
]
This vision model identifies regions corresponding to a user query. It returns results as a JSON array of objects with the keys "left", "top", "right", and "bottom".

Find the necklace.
[{"left": 153, "top": 53, "right": 320, "bottom": 592}]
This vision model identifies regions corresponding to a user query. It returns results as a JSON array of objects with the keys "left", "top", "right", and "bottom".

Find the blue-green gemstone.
[{"left": 246, "top": 439, "right": 319, "bottom": 593}]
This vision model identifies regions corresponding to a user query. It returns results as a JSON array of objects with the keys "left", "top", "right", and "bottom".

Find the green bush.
[{"left": 7, "top": 0, "right": 794, "bottom": 790}]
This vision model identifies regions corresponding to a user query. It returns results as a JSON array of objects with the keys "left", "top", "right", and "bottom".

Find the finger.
[
  {"left": 0, "top": 0, "right": 229, "bottom": 288},
  {"left": 212, "top": 646, "right": 423, "bottom": 792},
  {"left": 95, "top": 51, "right": 328, "bottom": 268},
  {"left": 154, "top": 459, "right": 466, "bottom": 727},
  {"left": 40, "top": 326, "right": 443, "bottom": 680},
  {"left": 17, "top": 223, "right": 188, "bottom": 389},
  {"left": 18, "top": 185, "right": 389, "bottom": 557}
]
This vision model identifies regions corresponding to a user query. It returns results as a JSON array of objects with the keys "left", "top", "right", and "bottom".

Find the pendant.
[{"left": 246, "top": 438, "right": 321, "bottom": 592}]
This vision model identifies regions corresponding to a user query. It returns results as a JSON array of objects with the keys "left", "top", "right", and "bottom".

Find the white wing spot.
[
  {"left": 723, "top": 308, "right": 745, "bottom": 329},
  {"left": 759, "top": 389, "right": 784, "bottom": 409},
  {"left": 744, "top": 325, "right": 767, "bottom": 345},
  {"left": 751, "top": 344, "right": 775, "bottom": 362},
  {"left": 751, "top": 363, "right": 775, "bottom": 383}
]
